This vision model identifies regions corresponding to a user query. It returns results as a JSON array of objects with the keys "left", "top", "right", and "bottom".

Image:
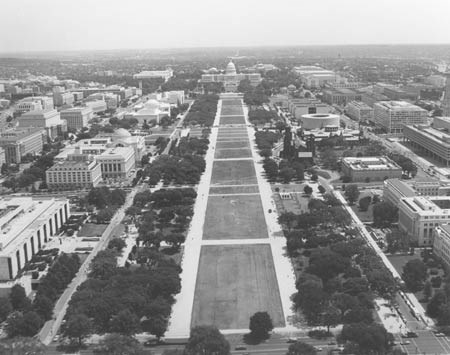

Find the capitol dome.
[
  {"left": 112, "top": 128, "right": 132, "bottom": 138},
  {"left": 225, "top": 61, "right": 237, "bottom": 75}
]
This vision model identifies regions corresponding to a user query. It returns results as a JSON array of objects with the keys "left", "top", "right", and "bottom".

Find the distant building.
[
  {"left": 0, "top": 196, "right": 69, "bottom": 280},
  {"left": 200, "top": 60, "right": 262, "bottom": 92},
  {"left": 85, "top": 100, "right": 107, "bottom": 113},
  {"left": 125, "top": 99, "right": 170, "bottom": 125},
  {"left": 133, "top": 69, "right": 173, "bottom": 82},
  {"left": 60, "top": 107, "right": 94, "bottom": 131},
  {"left": 86, "top": 93, "right": 119, "bottom": 110},
  {"left": 0, "top": 128, "right": 43, "bottom": 164},
  {"left": 46, "top": 156, "right": 102, "bottom": 190},
  {"left": 0, "top": 99, "right": 10, "bottom": 109},
  {"left": 373, "top": 101, "right": 428, "bottom": 135},
  {"left": 18, "top": 109, "right": 67, "bottom": 138},
  {"left": 322, "top": 88, "right": 363, "bottom": 106},
  {"left": 346, "top": 101, "right": 373, "bottom": 122},
  {"left": 288, "top": 98, "right": 331, "bottom": 119},
  {"left": 293, "top": 66, "right": 345, "bottom": 88},
  {"left": 16, "top": 96, "right": 54, "bottom": 114},
  {"left": 341, "top": 156, "right": 402, "bottom": 182},
  {"left": 383, "top": 86, "right": 417, "bottom": 101},
  {"left": 53, "top": 92, "right": 74, "bottom": 107},
  {"left": 399, "top": 196, "right": 450, "bottom": 246},
  {"left": 425, "top": 75, "right": 446, "bottom": 88},
  {"left": 361, "top": 92, "right": 389, "bottom": 108}
]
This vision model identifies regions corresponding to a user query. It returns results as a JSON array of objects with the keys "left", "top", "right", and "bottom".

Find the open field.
[
  {"left": 214, "top": 148, "right": 252, "bottom": 159},
  {"left": 191, "top": 244, "right": 285, "bottom": 329},
  {"left": 209, "top": 185, "right": 260, "bottom": 195},
  {"left": 217, "top": 132, "right": 248, "bottom": 138},
  {"left": 203, "top": 195, "right": 268, "bottom": 239},
  {"left": 218, "top": 127, "right": 247, "bottom": 133},
  {"left": 216, "top": 138, "right": 249, "bottom": 143},
  {"left": 77, "top": 223, "right": 108, "bottom": 237},
  {"left": 219, "top": 116, "right": 246, "bottom": 125},
  {"left": 211, "top": 160, "right": 257, "bottom": 185},
  {"left": 216, "top": 140, "right": 250, "bottom": 149}
]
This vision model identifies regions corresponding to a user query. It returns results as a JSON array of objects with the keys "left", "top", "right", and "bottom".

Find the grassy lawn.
[
  {"left": 191, "top": 244, "right": 285, "bottom": 329},
  {"left": 218, "top": 127, "right": 248, "bottom": 134},
  {"left": 221, "top": 99, "right": 242, "bottom": 106},
  {"left": 214, "top": 148, "right": 252, "bottom": 159},
  {"left": 216, "top": 140, "right": 250, "bottom": 149},
  {"left": 217, "top": 132, "right": 248, "bottom": 139},
  {"left": 219, "top": 116, "right": 246, "bottom": 125},
  {"left": 203, "top": 195, "right": 268, "bottom": 239},
  {"left": 209, "top": 185, "right": 260, "bottom": 195},
  {"left": 221, "top": 106, "right": 244, "bottom": 115},
  {"left": 78, "top": 223, "right": 108, "bottom": 237},
  {"left": 210, "top": 160, "right": 257, "bottom": 185}
]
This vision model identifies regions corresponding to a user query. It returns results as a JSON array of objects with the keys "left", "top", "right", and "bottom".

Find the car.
[
  {"left": 400, "top": 340, "right": 411, "bottom": 345},
  {"left": 235, "top": 346, "right": 247, "bottom": 350},
  {"left": 406, "top": 331, "right": 418, "bottom": 338},
  {"left": 435, "top": 332, "right": 446, "bottom": 337},
  {"left": 328, "top": 341, "right": 337, "bottom": 345},
  {"left": 313, "top": 346, "right": 323, "bottom": 351},
  {"left": 287, "top": 338, "right": 297, "bottom": 343},
  {"left": 144, "top": 339, "right": 165, "bottom": 347}
]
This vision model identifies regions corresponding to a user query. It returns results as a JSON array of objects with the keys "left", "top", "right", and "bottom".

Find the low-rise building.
[
  {"left": 16, "top": 96, "right": 54, "bottom": 114},
  {"left": 0, "top": 128, "right": 43, "bottom": 164},
  {"left": 60, "top": 107, "right": 94, "bottom": 131},
  {"left": 322, "top": 88, "right": 363, "bottom": 106},
  {"left": 373, "top": 101, "right": 428, "bottom": 135},
  {"left": 0, "top": 197, "right": 69, "bottom": 280},
  {"left": 341, "top": 156, "right": 402, "bottom": 182},
  {"left": 46, "top": 157, "right": 102, "bottom": 190},
  {"left": 288, "top": 98, "right": 331, "bottom": 119},
  {"left": 133, "top": 69, "right": 173, "bottom": 82},
  {"left": 399, "top": 196, "right": 450, "bottom": 246},
  {"left": 53, "top": 92, "right": 74, "bottom": 107},
  {"left": 346, "top": 101, "right": 374, "bottom": 122},
  {"left": 96, "top": 146, "right": 135, "bottom": 180}
]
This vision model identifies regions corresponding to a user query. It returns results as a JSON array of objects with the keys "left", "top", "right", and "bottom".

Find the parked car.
[{"left": 235, "top": 346, "right": 247, "bottom": 350}]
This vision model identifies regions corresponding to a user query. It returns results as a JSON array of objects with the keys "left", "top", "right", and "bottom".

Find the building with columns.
[
  {"left": 0, "top": 197, "right": 69, "bottom": 280},
  {"left": 96, "top": 146, "right": 135, "bottom": 179}
]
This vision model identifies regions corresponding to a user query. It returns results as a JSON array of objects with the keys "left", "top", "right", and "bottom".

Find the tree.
[
  {"left": 279, "top": 167, "right": 295, "bottom": 184},
  {"left": 278, "top": 212, "right": 297, "bottom": 232},
  {"left": 427, "top": 290, "right": 447, "bottom": 318},
  {"left": 303, "top": 185, "right": 313, "bottom": 195},
  {"left": 10, "top": 285, "right": 31, "bottom": 312},
  {"left": 90, "top": 249, "right": 118, "bottom": 280},
  {"left": 249, "top": 312, "right": 274, "bottom": 340},
  {"left": 318, "top": 185, "right": 326, "bottom": 194},
  {"left": 286, "top": 341, "right": 317, "bottom": 355},
  {"left": 339, "top": 323, "right": 392, "bottom": 355},
  {"left": 402, "top": 259, "right": 427, "bottom": 292},
  {"left": 63, "top": 314, "right": 93, "bottom": 346},
  {"left": 94, "top": 334, "right": 144, "bottom": 355},
  {"left": 321, "top": 306, "right": 340, "bottom": 332},
  {"left": 373, "top": 201, "right": 398, "bottom": 228},
  {"left": 358, "top": 196, "right": 371, "bottom": 212},
  {"left": 5, "top": 311, "right": 43, "bottom": 338},
  {"left": 344, "top": 184, "right": 359, "bottom": 205},
  {"left": 185, "top": 325, "right": 230, "bottom": 355},
  {"left": 110, "top": 309, "right": 141, "bottom": 336},
  {"left": 142, "top": 316, "right": 168, "bottom": 340},
  {"left": 33, "top": 294, "right": 53, "bottom": 320},
  {"left": 0, "top": 337, "right": 46, "bottom": 354},
  {"left": 306, "top": 249, "right": 351, "bottom": 282},
  {"left": 424, "top": 280, "right": 433, "bottom": 301},
  {"left": 263, "top": 159, "right": 278, "bottom": 182},
  {"left": 108, "top": 238, "right": 127, "bottom": 252},
  {"left": 0, "top": 297, "right": 12, "bottom": 323},
  {"left": 311, "top": 174, "right": 318, "bottom": 182}
]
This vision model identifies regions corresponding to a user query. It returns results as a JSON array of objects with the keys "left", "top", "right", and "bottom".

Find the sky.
[{"left": 1, "top": 0, "right": 450, "bottom": 52}]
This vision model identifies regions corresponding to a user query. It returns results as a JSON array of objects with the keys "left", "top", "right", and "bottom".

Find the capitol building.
[{"left": 200, "top": 60, "right": 262, "bottom": 92}]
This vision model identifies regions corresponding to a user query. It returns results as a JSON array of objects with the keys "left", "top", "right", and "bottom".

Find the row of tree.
[
  {"left": 184, "top": 94, "right": 219, "bottom": 127},
  {"left": 263, "top": 158, "right": 305, "bottom": 183},
  {"left": 2, "top": 253, "right": 81, "bottom": 338}
]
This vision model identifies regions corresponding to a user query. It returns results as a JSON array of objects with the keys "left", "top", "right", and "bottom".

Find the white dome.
[
  {"left": 225, "top": 61, "right": 237, "bottom": 75},
  {"left": 113, "top": 128, "right": 132, "bottom": 138}
]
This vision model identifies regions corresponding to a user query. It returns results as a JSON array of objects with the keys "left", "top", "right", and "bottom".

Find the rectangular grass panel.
[
  {"left": 191, "top": 245, "right": 285, "bottom": 329},
  {"left": 210, "top": 160, "right": 257, "bottom": 185},
  {"left": 203, "top": 195, "right": 268, "bottom": 240}
]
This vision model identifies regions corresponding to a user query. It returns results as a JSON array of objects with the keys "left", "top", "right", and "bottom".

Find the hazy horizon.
[{"left": 1, "top": 0, "right": 450, "bottom": 53}]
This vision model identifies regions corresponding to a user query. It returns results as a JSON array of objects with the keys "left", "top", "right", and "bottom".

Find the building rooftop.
[
  {"left": 347, "top": 101, "right": 373, "bottom": 109},
  {"left": 385, "top": 178, "right": 416, "bottom": 197},
  {"left": 0, "top": 197, "right": 67, "bottom": 256},
  {"left": 342, "top": 156, "right": 401, "bottom": 171},
  {"left": 375, "top": 101, "right": 427, "bottom": 112},
  {"left": 405, "top": 125, "right": 450, "bottom": 146}
]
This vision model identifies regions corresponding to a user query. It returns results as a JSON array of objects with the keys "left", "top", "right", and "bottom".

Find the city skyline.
[{"left": 1, "top": 0, "right": 450, "bottom": 53}]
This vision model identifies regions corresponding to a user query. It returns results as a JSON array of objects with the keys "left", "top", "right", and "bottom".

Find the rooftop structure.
[
  {"left": 133, "top": 69, "right": 173, "bottom": 82},
  {"left": 346, "top": 101, "right": 374, "bottom": 122},
  {"left": 19, "top": 109, "right": 66, "bottom": 138},
  {"left": 288, "top": 98, "right": 331, "bottom": 119},
  {"left": 60, "top": 107, "right": 94, "bottom": 131},
  {"left": 46, "top": 158, "right": 102, "bottom": 191},
  {"left": 300, "top": 113, "right": 340, "bottom": 130},
  {"left": 0, "top": 197, "right": 69, "bottom": 280},
  {"left": 433, "top": 224, "right": 450, "bottom": 268},
  {"left": 341, "top": 156, "right": 402, "bottom": 182}
]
